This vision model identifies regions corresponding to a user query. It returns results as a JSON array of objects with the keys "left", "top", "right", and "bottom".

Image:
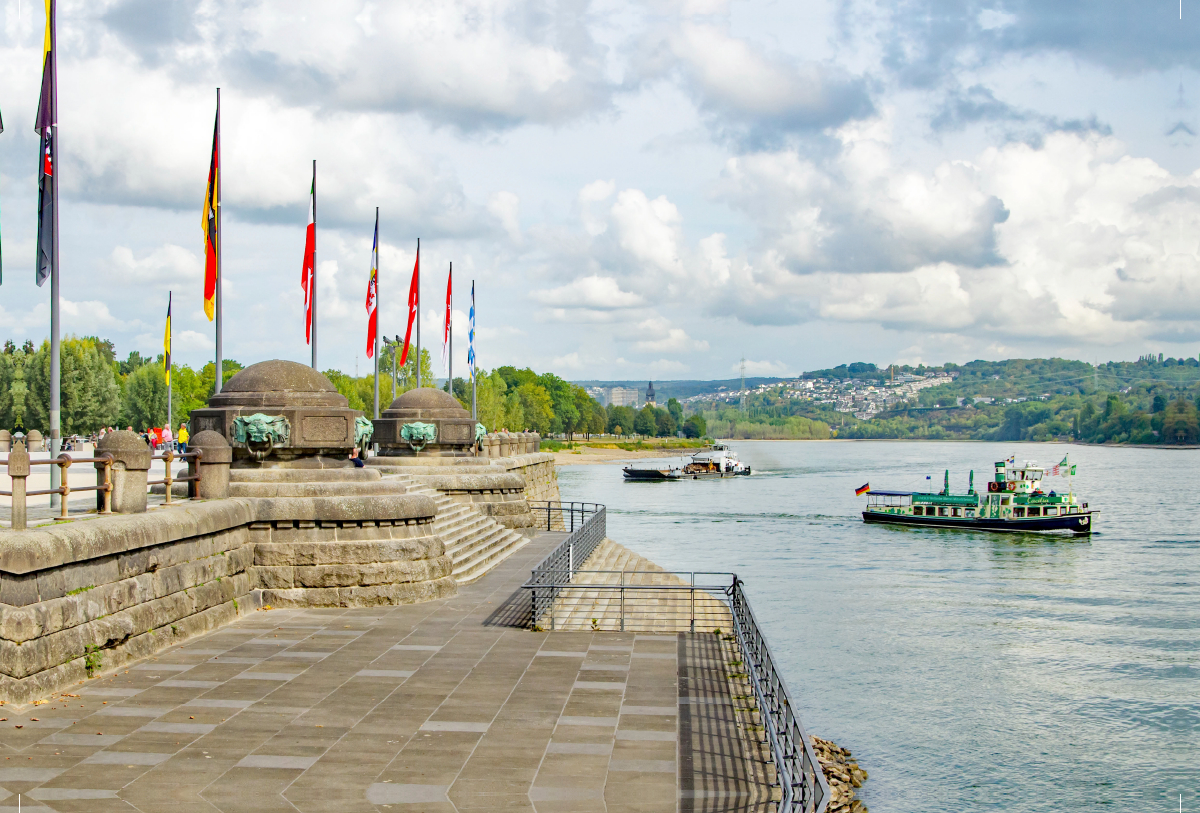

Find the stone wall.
[
  {"left": 0, "top": 494, "right": 452, "bottom": 705},
  {"left": 502, "top": 453, "right": 561, "bottom": 504}
]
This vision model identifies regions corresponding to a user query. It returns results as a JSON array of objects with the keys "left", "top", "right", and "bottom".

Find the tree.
[
  {"left": 607, "top": 405, "right": 636, "bottom": 436},
  {"left": 587, "top": 401, "right": 607, "bottom": 438},
  {"left": 634, "top": 405, "right": 657, "bottom": 436},
  {"left": 656, "top": 409, "right": 676, "bottom": 437},
  {"left": 1152, "top": 393, "right": 1167, "bottom": 413},
  {"left": 683, "top": 414, "right": 706, "bottom": 438},
  {"left": 667, "top": 397, "right": 683, "bottom": 426},
  {"left": 24, "top": 337, "right": 121, "bottom": 434},
  {"left": 1161, "top": 397, "right": 1199, "bottom": 444},
  {"left": 517, "top": 382, "right": 554, "bottom": 433},
  {"left": 121, "top": 362, "right": 168, "bottom": 430}
]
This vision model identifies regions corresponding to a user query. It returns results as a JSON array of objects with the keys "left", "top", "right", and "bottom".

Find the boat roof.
[{"left": 867, "top": 489, "right": 914, "bottom": 496}]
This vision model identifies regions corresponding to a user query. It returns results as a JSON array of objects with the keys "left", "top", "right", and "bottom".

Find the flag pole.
[
  {"left": 166, "top": 291, "right": 172, "bottom": 434},
  {"left": 373, "top": 207, "right": 380, "bottom": 421},
  {"left": 471, "top": 280, "right": 477, "bottom": 422},
  {"left": 447, "top": 262, "right": 452, "bottom": 395},
  {"left": 48, "top": 0, "right": 61, "bottom": 507},
  {"left": 214, "top": 87, "right": 223, "bottom": 395},
  {"left": 415, "top": 238, "right": 421, "bottom": 388},
  {"left": 311, "top": 158, "right": 317, "bottom": 370}
]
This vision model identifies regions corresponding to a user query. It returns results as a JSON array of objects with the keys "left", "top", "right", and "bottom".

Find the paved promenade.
[{"left": 0, "top": 531, "right": 771, "bottom": 812}]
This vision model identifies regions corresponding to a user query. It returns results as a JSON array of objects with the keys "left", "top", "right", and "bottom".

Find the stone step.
[
  {"left": 452, "top": 532, "right": 528, "bottom": 584},
  {"left": 387, "top": 471, "right": 532, "bottom": 583}
]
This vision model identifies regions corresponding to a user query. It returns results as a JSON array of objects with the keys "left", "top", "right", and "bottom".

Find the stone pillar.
[
  {"left": 0, "top": 430, "right": 10, "bottom": 452},
  {"left": 26, "top": 429, "right": 43, "bottom": 452},
  {"left": 95, "top": 430, "right": 151, "bottom": 514},
  {"left": 7, "top": 441, "right": 29, "bottom": 530},
  {"left": 498, "top": 432, "right": 512, "bottom": 458},
  {"left": 482, "top": 434, "right": 495, "bottom": 459},
  {"left": 532, "top": 432, "right": 541, "bottom": 452},
  {"left": 189, "top": 430, "right": 232, "bottom": 500}
]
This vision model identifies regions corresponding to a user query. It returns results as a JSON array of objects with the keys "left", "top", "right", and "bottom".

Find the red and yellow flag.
[{"left": 201, "top": 99, "right": 219, "bottom": 321}]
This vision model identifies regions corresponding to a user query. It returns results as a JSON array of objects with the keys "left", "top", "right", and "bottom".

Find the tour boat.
[
  {"left": 622, "top": 442, "right": 751, "bottom": 481},
  {"left": 858, "top": 458, "right": 1097, "bottom": 534}
]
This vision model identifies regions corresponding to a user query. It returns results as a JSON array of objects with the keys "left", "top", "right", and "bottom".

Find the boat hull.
[
  {"left": 863, "top": 510, "right": 1097, "bottom": 534},
  {"left": 622, "top": 468, "right": 681, "bottom": 481},
  {"left": 681, "top": 469, "right": 751, "bottom": 479}
]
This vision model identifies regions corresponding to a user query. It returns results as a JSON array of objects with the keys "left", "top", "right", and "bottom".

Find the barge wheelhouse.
[{"left": 861, "top": 460, "right": 1097, "bottom": 534}]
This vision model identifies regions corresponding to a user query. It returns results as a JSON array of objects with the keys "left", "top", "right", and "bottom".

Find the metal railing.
[
  {"left": 0, "top": 448, "right": 114, "bottom": 527},
  {"left": 148, "top": 448, "right": 203, "bottom": 504},
  {"left": 525, "top": 502, "right": 606, "bottom": 626},
  {"left": 729, "top": 577, "right": 830, "bottom": 813},
  {"left": 521, "top": 536, "right": 829, "bottom": 812},
  {"left": 2, "top": 445, "right": 205, "bottom": 529},
  {"left": 528, "top": 500, "right": 604, "bottom": 533}
]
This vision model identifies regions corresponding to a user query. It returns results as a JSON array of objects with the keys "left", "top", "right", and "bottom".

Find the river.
[{"left": 558, "top": 440, "right": 1197, "bottom": 811}]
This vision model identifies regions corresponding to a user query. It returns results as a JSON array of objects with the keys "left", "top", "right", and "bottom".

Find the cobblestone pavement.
[{"left": 0, "top": 531, "right": 771, "bottom": 813}]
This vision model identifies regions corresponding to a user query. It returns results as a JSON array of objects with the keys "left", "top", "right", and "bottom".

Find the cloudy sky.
[{"left": 1, "top": 0, "right": 1199, "bottom": 380}]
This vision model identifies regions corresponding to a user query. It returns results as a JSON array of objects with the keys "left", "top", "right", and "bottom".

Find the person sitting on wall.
[{"left": 349, "top": 447, "right": 365, "bottom": 468}]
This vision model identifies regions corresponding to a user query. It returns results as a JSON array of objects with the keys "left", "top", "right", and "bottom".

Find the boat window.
[
  {"left": 952, "top": 508, "right": 962, "bottom": 517},
  {"left": 966, "top": 509, "right": 975, "bottom": 518},
  {"left": 1001, "top": 497, "right": 1011, "bottom": 506},
  {"left": 913, "top": 506, "right": 923, "bottom": 516},
  {"left": 938, "top": 507, "right": 949, "bottom": 517},
  {"left": 1014, "top": 507, "right": 1025, "bottom": 517},
  {"left": 1028, "top": 507, "right": 1040, "bottom": 517}
]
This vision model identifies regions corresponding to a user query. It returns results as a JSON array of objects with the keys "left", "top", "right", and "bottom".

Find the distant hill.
[{"left": 573, "top": 377, "right": 790, "bottom": 401}]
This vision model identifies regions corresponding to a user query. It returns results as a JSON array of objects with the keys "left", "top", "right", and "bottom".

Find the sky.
[{"left": 2, "top": 0, "right": 1200, "bottom": 381}]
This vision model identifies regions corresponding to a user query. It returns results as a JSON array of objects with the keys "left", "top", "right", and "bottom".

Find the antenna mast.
[{"left": 740, "top": 357, "right": 747, "bottom": 416}]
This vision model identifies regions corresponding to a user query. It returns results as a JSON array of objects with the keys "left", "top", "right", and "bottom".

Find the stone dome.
[
  {"left": 384, "top": 387, "right": 470, "bottom": 419},
  {"left": 209, "top": 360, "right": 348, "bottom": 409}
]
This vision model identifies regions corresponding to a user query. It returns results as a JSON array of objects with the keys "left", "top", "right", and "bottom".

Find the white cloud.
[
  {"left": 734, "top": 359, "right": 789, "bottom": 376},
  {"left": 532, "top": 275, "right": 645, "bottom": 310}
]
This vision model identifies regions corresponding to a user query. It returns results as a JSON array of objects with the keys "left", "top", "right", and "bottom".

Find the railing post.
[
  {"left": 690, "top": 572, "right": 695, "bottom": 633},
  {"left": 100, "top": 454, "right": 113, "bottom": 514},
  {"left": 620, "top": 572, "right": 625, "bottom": 633},
  {"left": 8, "top": 441, "right": 30, "bottom": 531},
  {"left": 568, "top": 541, "right": 574, "bottom": 583},
  {"left": 163, "top": 448, "right": 175, "bottom": 504},
  {"left": 56, "top": 455, "right": 72, "bottom": 519}
]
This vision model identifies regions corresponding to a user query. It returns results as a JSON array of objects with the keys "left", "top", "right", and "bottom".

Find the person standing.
[
  {"left": 178, "top": 423, "right": 189, "bottom": 454},
  {"left": 162, "top": 424, "right": 174, "bottom": 452}
]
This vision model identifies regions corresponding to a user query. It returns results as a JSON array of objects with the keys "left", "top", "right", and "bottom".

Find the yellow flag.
[{"left": 164, "top": 293, "right": 172, "bottom": 387}]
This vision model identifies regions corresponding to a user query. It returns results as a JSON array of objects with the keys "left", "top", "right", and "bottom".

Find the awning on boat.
[{"left": 867, "top": 490, "right": 914, "bottom": 496}]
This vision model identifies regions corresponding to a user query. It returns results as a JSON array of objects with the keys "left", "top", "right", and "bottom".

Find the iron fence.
[
  {"left": 527, "top": 500, "right": 604, "bottom": 533},
  {"left": 521, "top": 558, "right": 829, "bottom": 813},
  {"left": 525, "top": 502, "right": 606, "bottom": 625}
]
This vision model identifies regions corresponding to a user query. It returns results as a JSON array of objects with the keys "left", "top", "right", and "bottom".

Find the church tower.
[{"left": 646, "top": 381, "right": 656, "bottom": 406}]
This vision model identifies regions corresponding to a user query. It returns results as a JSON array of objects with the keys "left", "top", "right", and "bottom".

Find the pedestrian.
[
  {"left": 162, "top": 424, "right": 174, "bottom": 453},
  {"left": 178, "top": 423, "right": 189, "bottom": 454},
  {"left": 349, "top": 446, "right": 365, "bottom": 468}
]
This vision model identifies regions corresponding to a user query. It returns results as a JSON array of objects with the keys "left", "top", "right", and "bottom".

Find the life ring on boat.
[{"left": 1078, "top": 516, "right": 1089, "bottom": 525}]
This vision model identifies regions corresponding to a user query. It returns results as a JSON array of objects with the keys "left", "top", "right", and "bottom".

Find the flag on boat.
[
  {"left": 1005, "top": 455, "right": 1015, "bottom": 464},
  {"left": 467, "top": 281, "right": 476, "bottom": 378},
  {"left": 441, "top": 264, "right": 451, "bottom": 377},
  {"left": 301, "top": 169, "right": 315, "bottom": 343},
  {"left": 1049, "top": 455, "right": 1069, "bottom": 477},
  {"left": 854, "top": 483, "right": 870, "bottom": 496},
  {"left": 35, "top": 0, "right": 56, "bottom": 288},
  {"left": 163, "top": 293, "right": 172, "bottom": 386},
  {"left": 398, "top": 244, "right": 419, "bottom": 366},
  {"left": 1069, "top": 464, "right": 1077, "bottom": 476},
  {"left": 201, "top": 100, "right": 220, "bottom": 320},
  {"left": 365, "top": 212, "right": 379, "bottom": 358}
]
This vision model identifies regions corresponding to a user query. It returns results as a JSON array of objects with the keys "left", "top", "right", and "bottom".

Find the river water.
[{"left": 558, "top": 440, "right": 1197, "bottom": 812}]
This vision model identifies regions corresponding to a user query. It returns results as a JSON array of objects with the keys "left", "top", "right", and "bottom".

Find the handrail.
[
  {"left": 729, "top": 579, "right": 830, "bottom": 813},
  {"left": 148, "top": 449, "right": 203, "bottom": 504},
  {"left": 525, "top": 502, "right": 606, "bottom": 629},
  {"left": 0, "top": 452, "right": 114, "bottom": 524},
  {"left": 520, "top": 529, "right": 829, "bottom": 812}
]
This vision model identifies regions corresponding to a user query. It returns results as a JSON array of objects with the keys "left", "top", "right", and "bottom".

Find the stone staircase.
[{"left": 386, "top": 474, "right": 530, "bottom": 584}]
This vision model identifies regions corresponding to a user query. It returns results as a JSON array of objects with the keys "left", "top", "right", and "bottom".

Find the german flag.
[
  {"left": 34, "top": 0, "right": 56, "bottom": 288},
  {"left": 855, "top": 483, "right": 870, "bottom": 496},
  {"left": 201, "top": 97, "right": 219, "bottom": 321},
  {"left": 164, "top": 292, "right": 172, "bottom": 387}
]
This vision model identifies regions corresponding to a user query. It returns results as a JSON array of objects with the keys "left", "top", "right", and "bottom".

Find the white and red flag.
[
  {"left": 365, "top": 211, "right": 379, "bottom": 358},
  {"left": 441, "top": 263, "right": 452, "bottom": 377},
  {"left": 399, "top": 242, "right": 420, "bottom": 367},
  {"left": 301, "top": 169, "right": 315, "bottom": 343}
]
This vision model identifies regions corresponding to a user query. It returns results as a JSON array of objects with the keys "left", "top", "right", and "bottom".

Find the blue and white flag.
[{"left": 467, "top": 281, "right": 476, "bottom": 378}]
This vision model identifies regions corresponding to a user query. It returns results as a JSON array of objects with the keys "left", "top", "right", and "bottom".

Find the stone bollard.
[
  {"left": 484, "top": 433, "right": 497, "bottom": 459},
  {"left": 497, "top": 432, "right": 512, "bottom": 458},
  {"left": 189, "top": 430, "right": 231, "bottom": 500},
  {"left": 7, "top": 440, "right": 30, "bottom": 530},
  {"left": 95, "top": 430, "right": 151, "bottom": 514},
  {"left": 0, "top": 429, "right": 10, "bottom": 453},
  {"left": 477, "top": 433, "right": 489, "bottom": 459},
  {"left": 532, "top": 432, "right": 541, "bottom": 452},
  {"left": 26, "top": 429, "right": 43, "bottom": 452},
  {"left": 518, "top": 432, "right": 530, "bottom": 454}
]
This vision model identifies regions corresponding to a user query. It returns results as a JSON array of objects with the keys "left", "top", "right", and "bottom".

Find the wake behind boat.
[
  {"left": 858, "top": 457, "right": 1097, "bottom": 534},
  {"left": 623, "top": 442, "right": 751, "bottom": 481}
]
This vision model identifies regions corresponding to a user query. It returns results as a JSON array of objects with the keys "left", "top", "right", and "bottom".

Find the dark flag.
[
  {"left": 1, "top": 105, "right": 5, "bottom": 285},
  {"left": 35, "top": 0, "right": 56, "bottom": 288},
  {"left": 202, "top": 101, "right": 219, "bottom": 320}
]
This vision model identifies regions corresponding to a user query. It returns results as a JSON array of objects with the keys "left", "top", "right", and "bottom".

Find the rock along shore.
[{"left": 812, "top": 734, "right": 869, "bottom": 813}]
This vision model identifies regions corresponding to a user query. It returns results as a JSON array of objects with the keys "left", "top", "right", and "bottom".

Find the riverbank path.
[{"left": 0, "top": 531, "right": 772, "bottom": 812}]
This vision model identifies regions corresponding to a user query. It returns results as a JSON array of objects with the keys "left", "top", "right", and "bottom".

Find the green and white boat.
[{"left": 859, "top": 458, "right": 1097, "bottom": 534}]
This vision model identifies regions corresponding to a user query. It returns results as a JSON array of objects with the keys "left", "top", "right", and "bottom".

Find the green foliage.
[
  {"left": 683, "top": 414, "right": 707, "bottom": 438},
  {"left": 121, "top": 362, "right": 167, "bottom": 431},
  {"left": 517, "top": 382, "right": 554, "bottom": 433},
  {"left": 84, "top": 644, "right": 102, "bottom": 677}
]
